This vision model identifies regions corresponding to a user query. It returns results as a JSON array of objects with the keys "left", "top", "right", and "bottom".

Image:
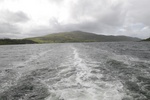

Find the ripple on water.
[{"left": 0, "top": 75, "right": 49, "bottom": 100}]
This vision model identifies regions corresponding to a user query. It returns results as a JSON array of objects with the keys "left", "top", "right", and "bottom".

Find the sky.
[{"left": 0, "top": 0, "right": 149, "bottom": 39}]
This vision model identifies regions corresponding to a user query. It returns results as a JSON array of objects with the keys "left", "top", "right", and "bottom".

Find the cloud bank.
[{"left": 0, "top": 0, "right": 149, "bottom": 39}]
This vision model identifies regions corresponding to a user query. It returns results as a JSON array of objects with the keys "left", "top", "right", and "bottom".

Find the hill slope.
[
  {"left": 0, "top": 39, "right": 37, "bottom": 45},
  {"left": 142, "top": 37, "right": 150, "bottom": 41},
  {"left": 27, "top": 31, "right": 140, "bottom": 43}
]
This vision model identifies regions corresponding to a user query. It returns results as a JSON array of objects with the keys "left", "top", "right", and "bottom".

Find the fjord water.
[{"left": 0, "top": 42, "right": 150, "bottom": 100}]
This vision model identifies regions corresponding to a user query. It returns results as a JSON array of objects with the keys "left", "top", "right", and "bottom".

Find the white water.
[{"left": 45, "top": 47, "right": 126, "bottom": 100}]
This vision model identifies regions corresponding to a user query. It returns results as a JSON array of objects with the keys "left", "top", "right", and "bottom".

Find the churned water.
[{"left": 0, "top": 42, "right": 150, "bottom": 100}]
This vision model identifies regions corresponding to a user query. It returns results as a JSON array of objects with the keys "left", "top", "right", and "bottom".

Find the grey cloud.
[
  {"left": 48, "top": 0, "right": 64, "bottom": 4},
  {"left": 29, "top": 26, "right": 55, "bottom": 37},
  {"left": 117, "top": 27, "right": 150, "bottom": 39},
  {"left": 30, "top": 0, "right": 128, "bottom": 37},
  {"left": 1, "top": 0, "right": 149, "bottom": 39},
  {"left": 69, "top": 0, "right": 126, "bottom": 26},
  {"left": 127, "top": 0, "right": 150, "bottom": 25},
  {"left": 30, "top": 0, "right": 150, "bottom": 39},
  {"left": 0, "top": 10, "right": 29, "bottom": 23},
  {"left": 119, "top": 0, "right": 150, "bottom": 38},
  {"left": 0, "top": 0, "right": 4, "bottom": 2},
  {"left": 0, "top": 33, "right": 23, "bottom": 39},
  {"left": 0, "top": 10, "right": 29, "bottom": 36},
  {"left": 30, "top": 18, "right": 119, "bottom": 37},
  {"left": 62, "top": 21, "right": 119, "bottom": 35},
  {"left": 60, "top": 0, "right": 149, "bottom": 38},
  {"left": 0, "top": 22, "right": 20, "bottom": 34},
  {"left": 46, "top": 0, "right": 126, "bottom": 34},
  {"left": 38, "top": 0, "right": 124, "bottom": 37}
]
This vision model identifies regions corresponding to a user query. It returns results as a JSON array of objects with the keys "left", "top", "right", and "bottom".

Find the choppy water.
[{"left": 0, "top": 42, "right": 150, "bottom": 100}]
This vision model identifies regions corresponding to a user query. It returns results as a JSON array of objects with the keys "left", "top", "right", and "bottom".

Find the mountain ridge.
[{"left": 27, "top": 31, "right": 140, "bottom": 43}]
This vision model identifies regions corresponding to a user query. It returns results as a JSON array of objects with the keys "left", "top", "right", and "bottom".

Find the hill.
[
  {"left": 142, "top": 37, "right": 150, "bottom": 41},
  {"left": 27, "top": 31, "right": 140, "bottom": 43},
  {"left": 0, "top": 39, "right": 37, "bottom": 45}
]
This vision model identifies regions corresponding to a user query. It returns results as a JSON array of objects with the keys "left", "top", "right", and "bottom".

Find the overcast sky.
[{"left": 0, "top": 0, "right": 149, "bottom": 39}]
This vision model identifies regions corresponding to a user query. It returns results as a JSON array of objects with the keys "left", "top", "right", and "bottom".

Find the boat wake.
[
  {"left": 1, "top": 43, "right": 149, "bottom": 100},
  {"left": 45, "top": 47, "right": 126, "bottom": 100}
]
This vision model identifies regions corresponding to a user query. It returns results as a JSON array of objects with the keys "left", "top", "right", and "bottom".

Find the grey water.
[{"left": 0, "top": 42, "right": 150, "bottom": 100}]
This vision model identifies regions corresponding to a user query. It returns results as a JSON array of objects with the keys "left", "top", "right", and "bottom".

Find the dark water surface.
[{"left": 0, "top": 42, "right": 150, "bottom": 100}]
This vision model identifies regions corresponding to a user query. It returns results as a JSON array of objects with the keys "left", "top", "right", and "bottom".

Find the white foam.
[{"left": 45, "top": 47, "right": 126, "bottom": 100}]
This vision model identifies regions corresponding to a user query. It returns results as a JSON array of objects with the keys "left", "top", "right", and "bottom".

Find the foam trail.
[
  {"left": 45, "top": 47, "right": 126, "bottom": 100},
  {"left": 73, "top": 47, "right": 93, "bottom": 87}
]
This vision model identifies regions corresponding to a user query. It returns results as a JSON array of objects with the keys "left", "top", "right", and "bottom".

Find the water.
[{"left": 0, "top": 42, "right": 150, "bottom": 100}]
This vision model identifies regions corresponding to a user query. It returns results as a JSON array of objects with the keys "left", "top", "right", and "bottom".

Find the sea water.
[{"left": 0, "top": 42, "right": 150, "bottom": 100}]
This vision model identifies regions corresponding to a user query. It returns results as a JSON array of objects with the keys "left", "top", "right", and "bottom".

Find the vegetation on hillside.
[
  {"left": 27, "top": 31, "right": 140, "bottom": 43},
  {"left": 0, "top": 39, "right": 37, "bottom": 45},
  {"left": 0, "top": 31, "right": 141, "bottom": 45}
]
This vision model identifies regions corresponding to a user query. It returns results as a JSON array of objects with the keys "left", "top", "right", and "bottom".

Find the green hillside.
[
  {"left": 0, "top": 39, "right": 37, "bottom": 45},
  {"left": 27, "top": 31, "right": 140, "bottom": 43}
]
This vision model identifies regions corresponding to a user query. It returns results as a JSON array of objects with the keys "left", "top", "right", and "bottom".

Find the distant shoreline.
[{"left": 0, "top": 39, "right": 37, "bottom": 45}]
